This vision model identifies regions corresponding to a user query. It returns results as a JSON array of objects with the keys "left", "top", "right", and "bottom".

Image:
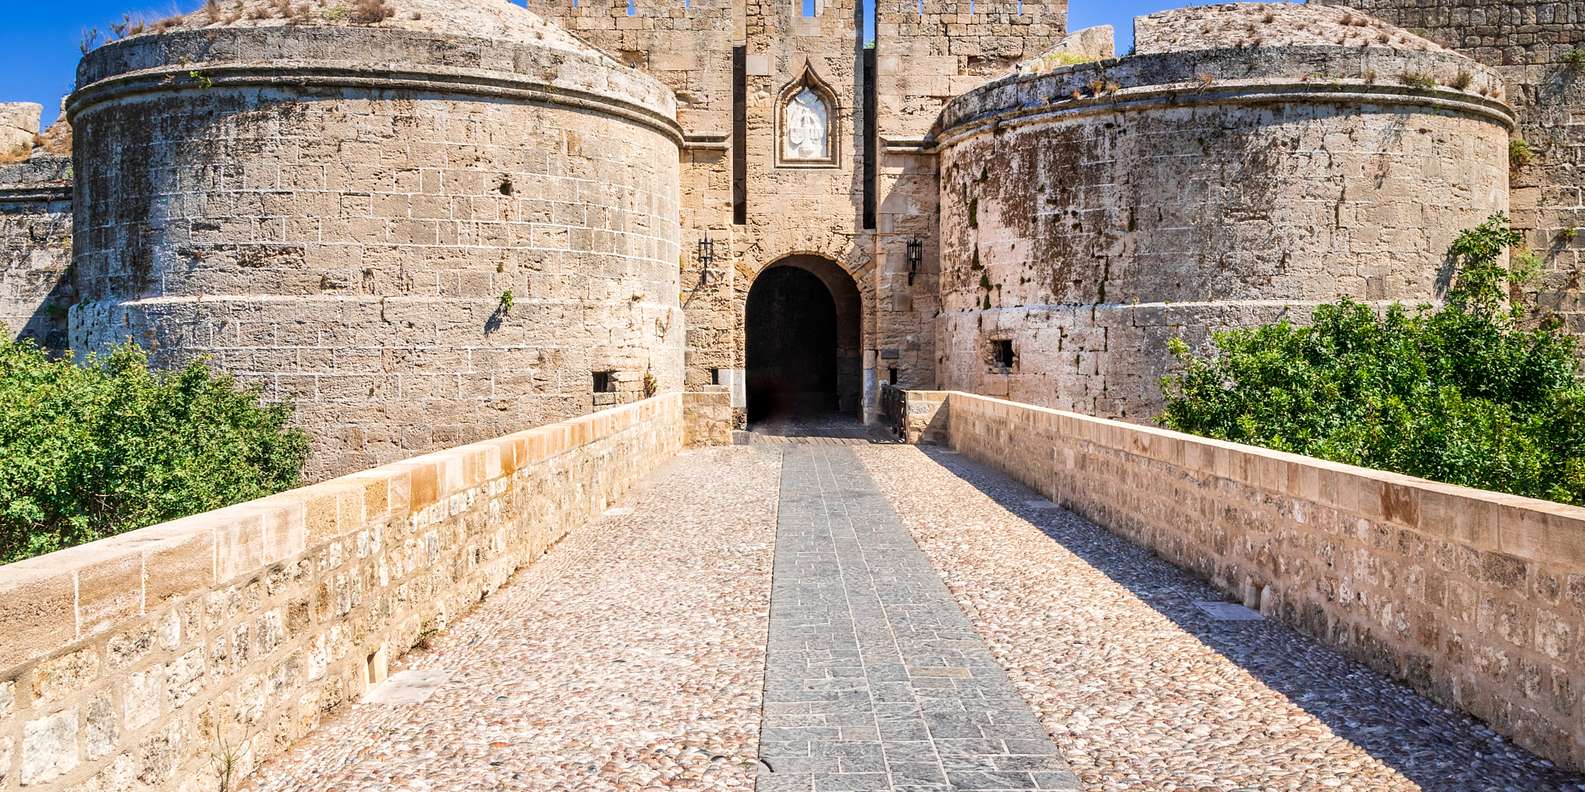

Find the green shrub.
[
  {"left": 1510, "top": 137, "right": 1536, "bottom": 168},
  {"left": 0, "top": 341, "right": 310, "bottom": 562},
  {"left": 1161, "top": 214, "right": 1585, "bottom": 505}
]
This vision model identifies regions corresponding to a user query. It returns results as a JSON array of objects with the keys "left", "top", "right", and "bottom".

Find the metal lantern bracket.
[
  {"left": 696, "top": 236, "right": 718, "bottom": 282},
  {"left": 905, "top": 237, "right": 922, "bottom": 286}
]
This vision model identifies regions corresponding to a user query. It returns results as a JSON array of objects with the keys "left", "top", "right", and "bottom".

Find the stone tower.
[
  {"left": 67, "top": 0, "right": 686, "bottom": 479},
  {"left": 1318, "top": 0, "right": 1585, "bottom": 332},
  {"left": 931, "top": 4, "right": 1513, "bottom": 419},
  {"left": 0, "top": 0, "right": 1562, "bottom": 475}
]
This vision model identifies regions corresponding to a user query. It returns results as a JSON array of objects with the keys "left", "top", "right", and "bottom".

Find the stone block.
[
  {"left": 142, "top": 527, "right": 214, "bottom": 609},
  {"left": 31, "top": 648, "right": 100, "bottom": 706},
  {"left": 20, "top": 707, "right": 78, "bottom": 785},
  {"left": 0, "top": 567, "right": 78, "bottom": 671},
  {"left": 76, "top": 550, "right": 144, "bottom": 640},
  {"left": 124, "top": 668, "right": 162, "bottom": 731},
  {"left": 83, "top": 691, "right": 118, "bottom": 761}
]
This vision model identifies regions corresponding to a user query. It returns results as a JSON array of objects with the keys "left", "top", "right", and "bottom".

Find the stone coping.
[
  {"left": 0, "top": 392, "right": 683, "bottom": 676},
  {"left": 70, "top": 27, "right": 679, "bottom": 143},
  {"left": 1133, "top": 3, "right": 1452, "bottom": 55},
  {"left": 932, "top": 46, "right": 1514, "bottom": 146},
  {"left": 934, "top": 389, "right": 1585, "bottom": 573}
]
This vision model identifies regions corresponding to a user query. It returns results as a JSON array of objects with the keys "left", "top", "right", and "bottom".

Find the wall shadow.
[{"left": 914, "top": 443, "right": 1585, "bottom": 790}]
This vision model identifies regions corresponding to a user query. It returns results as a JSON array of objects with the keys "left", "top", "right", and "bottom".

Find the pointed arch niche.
[{"left": 775, "top": 65, "right": 840, "bottom": 168}]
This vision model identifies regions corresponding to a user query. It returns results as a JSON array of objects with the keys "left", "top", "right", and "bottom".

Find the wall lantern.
[
  {"left": 696, "top": 236, "right": 718, "bottom": 281},
  {"left": 905, "top": 237, "right": 923, "bottom": 286}
]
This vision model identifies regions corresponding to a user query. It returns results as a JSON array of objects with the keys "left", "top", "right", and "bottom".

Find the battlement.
[{"left": 880, "top": 0, "right": 1067, "bottom": 28}]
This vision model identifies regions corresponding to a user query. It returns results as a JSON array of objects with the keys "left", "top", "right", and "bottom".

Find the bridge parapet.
[
  {"left": 0, "top": 394, "right": 685, "bottom": 790},
  {"left": 887, "top": 389, "right": 1585, "bottom": 772}
]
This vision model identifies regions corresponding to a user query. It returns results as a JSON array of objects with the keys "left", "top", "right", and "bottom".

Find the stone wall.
[
  {"left": 932, "top": 38, "right": 1512, "bottom": 421},
  {"left": 0, "top": 105, "right": 40, "bottom": 163},
  {"left": 68, "top": 22, "right": 685, "bottom": 481},
  {"left": 911, "top": 390, "right": 1585, "bottom": 772},
  {"left": 534, "top": 0, "right": 1070, "bottom": 423},
  {"left": 0, "top": 393, "right": 684, "bottom": 791},
  {"left": 0, "top": 156, "right": 72, "bottom": 354},
  {"left": 871, "top": 0, "right": 1072, "bottom": 401},
  {"left": 520, "top": 0, "right": 743, "bottom": 407},
  {"left": 682, "top": 388, "right": 734, "bottom": 446},
  {"left": 879, "top": 383, "right": 948, "bottom": 444},
  {"left": 1318, "top": 0, "right": 1585, "bottom": 335}
]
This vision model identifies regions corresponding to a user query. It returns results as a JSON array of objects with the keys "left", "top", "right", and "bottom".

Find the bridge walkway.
[{"left": 243, "top": 437, "right": 1583, "bottom": 792}]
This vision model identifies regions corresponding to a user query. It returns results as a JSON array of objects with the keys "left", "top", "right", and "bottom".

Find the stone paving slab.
[{"left": 757, "top": 447, "right": 1079, "bottom": 792}]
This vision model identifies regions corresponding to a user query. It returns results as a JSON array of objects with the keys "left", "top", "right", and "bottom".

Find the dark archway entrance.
[{"left": 745, "top": 256, "right": 861, "bottom": 423}]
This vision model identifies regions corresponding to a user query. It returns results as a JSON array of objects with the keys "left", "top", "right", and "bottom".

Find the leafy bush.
[
  {"left": 0, "top": 341, "right": 309, "bottom": 562},
  {"left": 1161, "top": 214, "right": 1585, "bottom": 505}
]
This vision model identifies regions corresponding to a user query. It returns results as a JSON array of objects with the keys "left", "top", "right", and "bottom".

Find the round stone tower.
[
  {"left": 68, "top": 0, "right": 684, "bottom": 479},
  {"left": 932, "top": 3, "right": 1515, "bottom": 421}
]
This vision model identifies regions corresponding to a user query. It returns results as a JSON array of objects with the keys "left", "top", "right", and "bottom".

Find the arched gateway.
[{"left": 744, "top": 255, "right": 862, "bottom": 423}]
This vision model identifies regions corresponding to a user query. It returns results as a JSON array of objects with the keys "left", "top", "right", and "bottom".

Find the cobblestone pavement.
[
  {"left": 857, "top": 444, "right": 1585, "bottom": 792},
  {"left": 241, "top": 438, "right": 1585, "bottom": 792},
  {"left": 243, "top": 446, "right": 781, "bottom": 792},
  {"left": 758, "top": 447, "right": 1079, "bottom": 792}
]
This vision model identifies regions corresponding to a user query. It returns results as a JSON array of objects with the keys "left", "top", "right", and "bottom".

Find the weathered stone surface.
[
  {"left": 69, "top": 2, "right": 684, "bottom": 482},
  {"left": 911, "top": 389, "right": 1585, "bottom": 774},
  {"left": 0, "top": 155, "right": 72, "bottom": 354},
  {"left": 0, "top": 394, "right": 684, "bottom": 791},
  {"left": 932, "top": 31, "right": 1511, "bottom": 420},
  {"left": 20, "top": 707, "right": 78, "bottom": 785},
  {"left": 1318, "top": 0, "right": 1585, "bottom": 341},
  {"left": 683, "top": 389, "right": 734, "bottom": 446},
  {"left": 0, "top": 103, "right": 40, "bottom": 162},
  {"left": 82, "top": 692, "right": 117, "bottom": 761},
  {"left": 30, "top": 648, "right": 99, "bottom": 706},
  {"left": 123, "top": 668, "right": 161, "bottom": 731}
]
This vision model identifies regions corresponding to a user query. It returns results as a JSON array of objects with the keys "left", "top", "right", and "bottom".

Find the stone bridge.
[{"left": 3, "top": 392, "right": 1585, "bottom": 791}]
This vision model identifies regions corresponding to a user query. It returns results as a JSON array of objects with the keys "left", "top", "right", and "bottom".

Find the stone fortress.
[{"left": 0, "top": 0, "right": 1578, "bottom": 480}]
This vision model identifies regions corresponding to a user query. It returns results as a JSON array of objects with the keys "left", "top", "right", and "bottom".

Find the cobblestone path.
[
  {"left": 757, "top": 447, "right": 1079, "bottom": 791},
  {"left": 244, "top": 447, "right": 781, "bottom": 792},
  {"left": 857, "top": 445, "right": 1585, "bottom": 792},
  {"left": 243, "top": 440, "right": 1585, "bottom": 792}
]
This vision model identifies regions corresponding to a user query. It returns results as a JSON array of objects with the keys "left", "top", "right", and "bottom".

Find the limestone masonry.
[
  {"left": 2, "top": 0, "right": 1584, "bottom": 785},
  {"left": 1, "top": 0, "right": 1572, "bottom": 476},
  {"left": 884, "top": 387, "right": 1585, "bottom": 777}
]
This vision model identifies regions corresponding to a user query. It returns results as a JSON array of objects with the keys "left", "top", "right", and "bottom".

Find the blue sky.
[{"left": 2, "top": 0, "right": 1187, "bottom": 128}]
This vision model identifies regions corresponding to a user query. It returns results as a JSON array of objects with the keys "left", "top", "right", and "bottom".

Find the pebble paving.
[
  {"left": 758, "top": 447, "right": 1079, "bottom": 792},
  {"left": 856, "top": 443, "right": 1585, "bottom": 792},
  {"left": 242, "top": 426, "right": 1585, "bottom": 792},
  {"left": 244, "top": 446, "right": 781, "bottom": 792}
]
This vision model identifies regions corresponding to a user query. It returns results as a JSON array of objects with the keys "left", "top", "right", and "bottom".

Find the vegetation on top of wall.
[
  {"left": 1398, "top": 71, "right": 1437, "bottom": 90},
  {"left": 80, "top": 0, "right": 405, "bottom": 53},
  {"left": 0, "top": 340, "right": 309, "bottom": 563},
  {"left": 1161, "top": 215, "right": 1585, "bottom": 506}
]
